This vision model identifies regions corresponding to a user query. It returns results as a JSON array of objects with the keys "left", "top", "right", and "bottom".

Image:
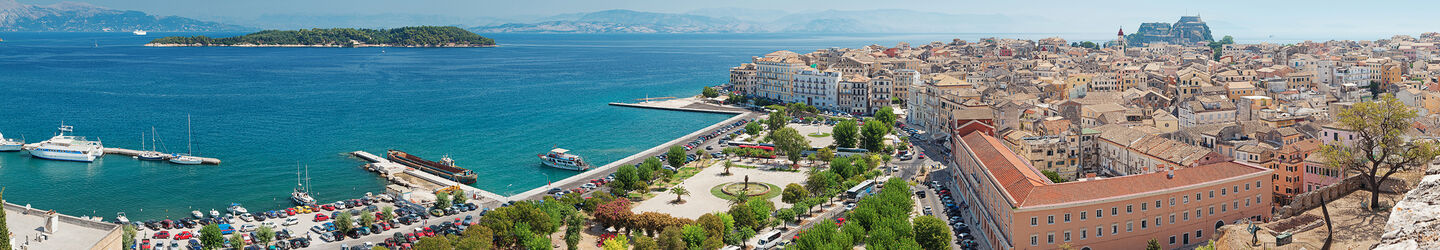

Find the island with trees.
[{"left": 145, "top": 26, "right": 496, "bottom": 47}]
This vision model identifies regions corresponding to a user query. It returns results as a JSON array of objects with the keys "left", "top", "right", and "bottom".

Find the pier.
[
  {"left": 103, "top": 147, "right": 221, "bottom": 164},
  {"left": 609, "top": 96, "right": 748, "bottom": 114}
]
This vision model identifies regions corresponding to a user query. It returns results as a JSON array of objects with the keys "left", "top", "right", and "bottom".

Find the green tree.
[
  {"left": 913, "top": 216, "right": 951, "bottom": 250},
  {"left": 199, "top": 224, "right": 224, "bottom": 250},
  {"left": 680, "top": 225, "right": 708, "bottom": 250},
  {"left": 416, "top": 236, "right": 455, "bottom": 250},
  {"left": 456, "top": 237, "right": 491, "bottom": 250},
  {"left": 564, "top": 216, "right": 583, "bottom": 250},
  {"left": 745, "top": 122, "right": 762, "bottom": 136},
  {"left": 461, "top": 225, "right": 494, "bottom": 250},
  {"left": 436, "top": 191, "right": 452, "bottom": 209},
  {"left": 361, "top": 212, "right": 377, "bottom": 228},
  {"left": 775, "top": 209, "right": 796, "bottom": 227},
  {"left": 702, "top": 86, "right": 720, "bottom": 98},
  {"left": 229, "top": 233, "right": 246, "bottom": 249},
  {"left": 1320, "top": 94, "right": 1440, "bottom": 210},
  {"left": 121, "top": 225, "right": 136, "bottom": 250},
  {"left": 1146, "top": 238, "right": 1162, "bottom": 250},
  {"left": 723, "top": 160, "right": 734, "bottom": 176},
  {"left": 255, "top": 225, "right": 275, "bottom": 247},
  {"left": 816, "top": 148, "right": 835, "bottom": 164},
  {"left": 615, "top": 165, "right": 641, "bottom": 193},
  {"left": 667, "top": 146, "right": 687, "bottom": 169},
  {"left": 657, "top": 227, "right": 685, "bottom": 250},
  {"left": 1041, "top": 170, "right": 1067, "bottom": 183},
  {"left": 382, "top": 206, "right": 397, "bottom": 222},
  {"left": 781, "top": 183, "right": 809, "bottom": 204},
  {"left": 767, "top": 112, "right": 789, "bottom": 132},
  {"left": 670, "top": 186, "right": 690, "bottom": 203},
  {"left": 770, "top": 127, "right": 811, "bottom": 165},
  {"left": 875, "top": 106, "right": 897, "bottom": 126},
  {"left": 833, "top": 119, "right": 859, "bottom": 148},
  {"left": 335, "top": 212, "right": 355, "bottom": 236},
  {"left": 860, "top": 118, "right": 888, "bottom": 152},
  {"left": 452, "top": 190, "right": 469, "bottom": 205},
  {"left": 632, "top": 235, "right": 659, "bottom": 250}
]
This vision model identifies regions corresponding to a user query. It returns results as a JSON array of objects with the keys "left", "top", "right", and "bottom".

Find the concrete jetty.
[
  {"left": 103, "top": 147, "right": 221, "bottom": 164},
  {"left": 350, "top": 151, "right": 509, "bottom": 206},
  {"left": 608, "top": 97, "right": 748, "bottom": 114}
]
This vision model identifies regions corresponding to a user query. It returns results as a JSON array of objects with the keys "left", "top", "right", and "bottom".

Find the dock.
[
  {"left": 350, "top": 151, "right": 509, "bottom": 207},
  {"left": 103, "top": 147, "right": 221, "bottom": 164},
  {"left": 609, "top": 97, "right": 748, "bottom": 114}
]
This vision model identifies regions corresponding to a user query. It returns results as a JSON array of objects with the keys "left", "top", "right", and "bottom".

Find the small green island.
[{"left": 145, "top": 26, "right": 496, "bottom": 47}]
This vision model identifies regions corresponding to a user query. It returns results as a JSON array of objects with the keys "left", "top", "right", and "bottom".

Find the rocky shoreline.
[{"left": 144, "top": 43, "right": 498, "bottom": 48}]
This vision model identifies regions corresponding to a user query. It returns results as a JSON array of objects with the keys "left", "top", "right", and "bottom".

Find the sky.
[{"left": 19, "top": 0, "right": 1440, "bottom": 38}]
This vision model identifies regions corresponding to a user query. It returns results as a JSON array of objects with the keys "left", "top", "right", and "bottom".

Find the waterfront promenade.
[{"left": 508, "top": 98, "right": 753, "bottom": 201}]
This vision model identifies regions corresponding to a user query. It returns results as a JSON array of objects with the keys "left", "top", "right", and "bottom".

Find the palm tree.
[
  {"left": 671, "top": 186, "right": 690, "bottom": 203},
  {"left": 723, "top": 161, "right": 734, "bottom": 176}
]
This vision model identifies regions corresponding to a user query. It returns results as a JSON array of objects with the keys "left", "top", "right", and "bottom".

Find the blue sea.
[{"left": 0, "top": 32, "right": 1111, "bottom": 221}]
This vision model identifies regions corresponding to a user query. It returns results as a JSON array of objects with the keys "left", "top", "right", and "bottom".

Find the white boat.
[
  {"left": 136, "top": 127, "right": 168, "bottom": 161},
  {"left": 208, "top": 209, "right": 220, "bottom": 218},
  {"left": 132, "top": 30, "right": 147, "bottom": 36},
  {"left": 115, "top": 212, "right": 130, "bottom": 225},
  {"left": 227, "top": 203, "right": 248, "bottom": 215},
  {"left": 539, "top": 148, "right": 590, "bottom": 171},
  {"left": 168, "top": 115, "right": 203, "bottom": 165},
  {"left": 0, "top": 131, "right": 22, "bottom": 152},
  {"left": 291, "top": 164, "right": 316, "bottom": 206},
  {"left": 26, "top": 124, "right": 104, "bottom": 162},
  {"left": 192, "top": 210, "right": 204, "bottom": 218}
]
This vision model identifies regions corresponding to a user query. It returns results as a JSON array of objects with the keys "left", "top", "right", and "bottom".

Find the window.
[
  {"left": 1156, "top": 200, "right": 1162, "bottom": 208},
  {"left": 1031, "top": 235, "right": 1038, "bottom": 246},
  {"left": 1196, "top": 230, "right": 1203, "bottom": 238},
  {"left": 1112, "top": 207, "right": 1118, "bottom": 216},
  {"left": 1064, "top": 231, "right": 1071, "bottom": 242},
  {"left": 1257, "top": 181, "right": 1261, "bottom": 189},
  {"left": 1096, "top": 227, "right": 1103, "bottom": 237},
  {"left": 1196, "top": 209, "right": 1203, "bottom": 218},
  {"left": 1031, "top": 217, "right": 1038, "bottom": 226},
  {"left": 1081, "top": 230, "right": 1087, "bottom": 239},
  {"left": 1210, "top": 190, "right": 1215, "bottom": 198},
  {"left": 1170, "top": 198, "right": 1176, "bottom": 206},
  {"left": 1080, "top": 211, "right": 1087, "bottom": 220},
  {"left": 1155, "top": 216, "right": 1162, "bottom": 227},
  {"left": 1097, "top": 209, "right": 1103, "bottom": 218},
  {"left": 1222, "top": 188, "right": 1227, "bottom": 196},
  {"left": 1112, "top": 224, "right": 1118, "bottom": 234},
  {"left": 1142, "top": 203, "right": 1148, "bottom": 211},
  {"left": 1235, "top": 201, "right": 1240, "bottom": 210},
  {"left": 1209, "top": 206, "right": 1215, "bottom": 215},
  {"left": 1234, "top": 185, "right": 1238, "bottom": 193},
  {"left": 1246, "top": 183, "right": 1250, "bottom": 190},
  {"left": 1184, "top": 211, "right": 1189, "bottom": 221},
  {"left": 1065, "top": 214, "right": 1071, "bottom": 223},
  {"left": 1170, "top": 236, "right": 1177, "bottom": 244},
  {"left": 1048, "top": 215, "right": 1055, "bottom": 224},
  {"left": 1048, "top": 233, "right": 1055, "bottom": 244},
  {"left": 1222, "top": 204, "right": 1227, "bottom": 212},
  {"left": 1184, "top": 196, "right": 1189, "bottom": 204},
  {"left": 1196, "top": 193, "right": 1202, "bottom": 201},
  {"left": 1141, "top": 220, "right": 1148, "bottom": 229},
  {"left": 1127, "top": 205, "right": 1133, "bottom": 213},
  {"left": 1126, "top": 221, "right": 1133, "bottom": 232}
]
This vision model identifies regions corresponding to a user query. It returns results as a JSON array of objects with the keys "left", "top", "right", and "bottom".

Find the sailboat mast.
[
  {"left": 186, "top": 115, "right": 193, "bottom": 155},
  {"left": 151, "top": 127, "right": 158, "bottom": 151}
]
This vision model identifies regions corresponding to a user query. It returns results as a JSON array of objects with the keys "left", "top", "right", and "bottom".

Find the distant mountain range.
[
  {"left": 472, "top": 9, "right": 1048, "bottom": 34},
  {"left": 0, "top": 1, "right": 1046, "bottom": 34},
  {"left": 0, "top": 0, "right": 248, "bottom": 32}
]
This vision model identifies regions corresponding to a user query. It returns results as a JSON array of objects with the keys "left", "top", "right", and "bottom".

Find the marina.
[{"left": 102, "top": 147, "right": 222, "bottom": 164}]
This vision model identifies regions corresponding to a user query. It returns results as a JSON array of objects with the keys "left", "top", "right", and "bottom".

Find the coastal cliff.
[{"left": 146, "top": 26, "right": 496, "bottom": 47}]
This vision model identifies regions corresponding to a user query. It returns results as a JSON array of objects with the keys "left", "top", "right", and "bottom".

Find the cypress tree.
[{"left": 1, "top": 188, "right": 13, "bottom": 250}]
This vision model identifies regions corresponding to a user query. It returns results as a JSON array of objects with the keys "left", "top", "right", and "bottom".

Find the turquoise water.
[{"left": 0, "top": 32, "right": 1098, "bottom": 220}]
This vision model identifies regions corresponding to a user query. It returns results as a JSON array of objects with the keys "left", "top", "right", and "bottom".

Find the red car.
[
  {"left": 313, "top": 213, "right": 330, "bottom": 222},
  {"left": 141, "top": 239, "right": 152, "bottom": 250},
  {"left": 152, "top": 231, "right": 170, "bottom": 239},
  {"left": 321, "top": 205, "right": 336, "bottom": 211},
  {"left": 285, "top": 209, "right": 297, "bottom": 216},
  {"left": 422, "top": 227, "right": 435, "bottom": 237},
  {"left": 174, "top": 231, "right": 194, "bottom": 240}
]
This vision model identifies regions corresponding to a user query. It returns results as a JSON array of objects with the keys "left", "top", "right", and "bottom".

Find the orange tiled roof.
[{"left": 961, "top": 132, "right": 1270, "bottom": 208}]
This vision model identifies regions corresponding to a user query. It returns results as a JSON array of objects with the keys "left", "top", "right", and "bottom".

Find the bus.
[
  {"left": 845, "top": 180, "right": 877, "bottom": 201},
  {"left": 835, "top": 147, "right": 870, "bottom": 157},
  {"left": 739, "top": 145, "right": 775, "bottom": 152}
]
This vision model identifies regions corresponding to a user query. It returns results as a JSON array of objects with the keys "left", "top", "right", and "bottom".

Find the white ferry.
[
  {"left": 132, "top": 30, "right": 147, "bottom": 36},
  {"left": 0, "top": 131, "right": 22, "bottom": 152},
  {"left": 539, "top": 148, "right": 590, "bottom": 171},
  {"left": 26, "top": 124, "right": 104, "bottom": 162}
]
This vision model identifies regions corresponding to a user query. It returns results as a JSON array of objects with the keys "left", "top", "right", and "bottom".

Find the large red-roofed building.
[{"left": 948, "top": 131, "right": 1271, "bottom": 250}]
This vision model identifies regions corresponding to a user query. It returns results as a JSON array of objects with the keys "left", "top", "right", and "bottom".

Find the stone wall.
[{"left": 1274, "top": 175, "right": 1407, "bottom": 219}]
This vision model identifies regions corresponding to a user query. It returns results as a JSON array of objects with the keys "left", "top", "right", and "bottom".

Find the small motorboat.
[
  {"left": 192, "top": 210, "right": 204, "bottom": 218},
  {"left": 209, "top": 209, "right": 220, "bottom": 218},
  {"left": 115, "top": 212, "right": 130, "bottom": 225}
]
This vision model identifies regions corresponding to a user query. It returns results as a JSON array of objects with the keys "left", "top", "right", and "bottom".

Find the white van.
[{"left": 756, "top": 230, "right": 785, "bottom": 249}]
